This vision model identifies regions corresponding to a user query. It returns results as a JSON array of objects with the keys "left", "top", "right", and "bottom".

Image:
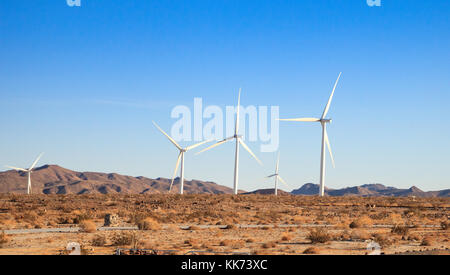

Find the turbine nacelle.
[{"left": 320, "top": 119, "right": 332, "bottom": 124}]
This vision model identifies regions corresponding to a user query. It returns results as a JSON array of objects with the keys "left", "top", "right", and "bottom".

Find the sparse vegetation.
[
  {"left": 0, "top": 231, "right": 10, "bottom": 248},
  {"left": 307, "top": 228, "right": 331, "bottom": 244},
  {"left": 0, "top": 194, "right": 448, "bottom": 255},
  {"left": 421, "top": 237, "right": 434, "bottom": 246},
  {"left": 303, "top": 247, "right": 320, "bottom": 254},
  {"left": 137, "top": 217, "right": 161, "bottom": 231},
  {"left": 391, "top": 225, "right": 410, "bottom": 235},
  {"left": 111, "top": 231, "right": 137, "bottom": 246},
  {"left": 80, "top": 220, "right": 97, "bottom": 233},
  {"left": 91, "top": 234, "right": 107, "bottom": 246}
]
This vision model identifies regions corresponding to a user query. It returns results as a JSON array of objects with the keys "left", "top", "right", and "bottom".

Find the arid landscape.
[{"left": 0, "top": 194, "right": 448, "bottom": 255}]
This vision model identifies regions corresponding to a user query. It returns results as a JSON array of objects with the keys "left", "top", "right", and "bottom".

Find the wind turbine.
[
  {"left": 152, "top": 121, "right": 211, "bottom": 194},
  {"left": 5, "top": 153, "right": 44, "bottom": 195},
  {"left": 266, "top": 152, "right": 289, "bottom": 195},
  {"left": 196, "top": 88, "right": 262, "bottom": 195},
  {"left": 279, "top": 72, "right": 342, "bottom": 197}
]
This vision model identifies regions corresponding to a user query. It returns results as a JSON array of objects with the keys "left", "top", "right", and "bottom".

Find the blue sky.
[{"left": 0, "top": 0, "right": 449, "bottom": 192}]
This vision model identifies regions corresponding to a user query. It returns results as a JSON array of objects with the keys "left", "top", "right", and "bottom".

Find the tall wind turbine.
[
  {"left": 153, "top": 121, "right": 211, "bottom": 194},
  {"left": 266, "top": 152, "right": 289, "bottom": 195},
  {"left": 5, "top": 153, "right": 44, "bottom": 195},
  {"left": 196, "top": 88, "right": 262, "bottom": 195},
  {"left": 279, "top": 72, "right": 342, "bottom": 197}
]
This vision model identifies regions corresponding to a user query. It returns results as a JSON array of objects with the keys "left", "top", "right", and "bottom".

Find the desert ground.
[{"left": 0, "top": 194, "right": 449, "bottom": 255}]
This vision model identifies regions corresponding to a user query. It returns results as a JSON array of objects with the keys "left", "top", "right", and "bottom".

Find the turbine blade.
[
  {"left": 235, "top": 88, "right": 241, "bottom": 135},
  {"left": 275, "top": 152, "right": 280, "bottom": 174},
  {"left": 152, "top": 121, "right": 182, "bottom": 150},
  {"left": 169, "top": 152, "right": 182, "bottom": 191},
  {"left": 29, "top": 152, "right": 44, "bottom": 170},
  {"left": 278, "top": 118, "right": 320, "bottom": 122},
  {"left": 324, "top": 128, "right": 335, "bottom": 168},
  {"left": 185, "top": 139, "right": 213, "bottom": 151},
  {"left": 195, "top": 137, "right": 233, "bottom": 155},
  {"left": 321, "top": 72, "right": 342, "bottom": 119},
  {"left": 5, "top": 166, "right": 27, "bottom": 172},
  {"left": 239, "top": 139, "right": 263, "bottom": 166},
  {"left": 277, "top": 175, "right": 290, "bottom": 188}
]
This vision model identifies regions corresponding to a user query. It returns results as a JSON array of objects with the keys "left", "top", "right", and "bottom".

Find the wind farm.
[
  {"left": 1, "top": 0, "right": 449, "bottom": 258},
  {"left": 0, "top": 79, "right": 448, "bottom": 255}
]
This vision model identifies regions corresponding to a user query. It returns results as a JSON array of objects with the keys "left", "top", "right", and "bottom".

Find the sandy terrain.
[{"left": 0, "top": 194, "right": 449, "bottom": 255}]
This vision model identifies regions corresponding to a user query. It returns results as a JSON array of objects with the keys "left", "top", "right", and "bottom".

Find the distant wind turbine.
[
  {"left": 279, "top": 72, "right": 342, "bottom": 197},
  {"left": 196, "top": 88, "right": 263, "bottom": 195},
  {"left": 266, "top": 152, "right": 289, "bottom": 195},
  {"left": 152, "top": 121, "right": 211, "bottom": 194},
  {"left": 5, "top": 153, "right": 44, "bottom": 195}
]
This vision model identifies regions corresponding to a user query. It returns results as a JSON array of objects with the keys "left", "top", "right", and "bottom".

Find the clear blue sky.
[{"left": 1, "top": 0, "right": 449, "bottom": 192}]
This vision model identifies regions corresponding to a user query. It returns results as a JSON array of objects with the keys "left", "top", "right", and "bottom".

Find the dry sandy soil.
[{"left": 0, "top": 194, "right": 449, "bottom": 255}]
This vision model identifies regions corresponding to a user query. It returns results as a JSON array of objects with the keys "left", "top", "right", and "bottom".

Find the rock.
[{"left": 104, "top": 214, "right": 120, "bottom": 227}]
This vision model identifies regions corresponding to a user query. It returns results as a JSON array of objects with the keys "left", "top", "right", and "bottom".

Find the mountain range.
[{"left": 0, "top": 165, "right": 448, "bottom": 197}]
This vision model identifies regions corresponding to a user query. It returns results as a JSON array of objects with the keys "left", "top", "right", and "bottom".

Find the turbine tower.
[
  {"left": 5, "top": 153, "right": 44, "bottom": 195},
  {"left": 196, "top": 88, "right": 262, "bottom": 195},
  {"left": 279, "top": 72, "right": 341, "bottom": 196},
  {"left": 266, "top": 152, "right": 289, "bottom": 195},
  {"left": 153, "top": 121, "right": 211, "bottom": 194}
]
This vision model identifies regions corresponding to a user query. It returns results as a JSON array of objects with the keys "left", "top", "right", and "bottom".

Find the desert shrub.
[
  {"left": 111, "top": 231, "right": 139, "bottom": 247},
  {"left": 307, "top": 228, "right": 331, "bottom": 244},
  {"left": 407, "top": 234, "right": 421, "bottom": 241},
  {"left": 388, "top": 213, "right": 404, "bottom": 224},
  {"left": 129, "top": 212, "right": 148, "bottom": 224},
  {"left": 303, "top": 247, "right": 320, "bottom": 254},
  {"left": 79, "top": 220, "right": 97, "bottom": 233},
  {"left": 57, "top": 216, "right": 73, "bottom": 224},
  {"left": 349, "top": 216, "right": 373, "bottom": 228},
  {"left": 350, "top": 229, "right": 371, "bottom": 240},
  {"left": 136, "top": 217, "right": 161, "bottom": 231},
  {"left": 219, "top": 240, "right": 233, "bottom": 246},
  {"left": 91, "top": 235, "right": 107, "bottom": 246},
  {"left": 391, "top": 225, "right": 410, "bottom": 235},
  {"left": 0, "top": 231, "right": 10, "bottom": 248},
  {"left": 373, "top": 234, "right": 393, "bottom": 248},
  {"left": 349, "top": 221, "right": 360, "bottom": 229},
  {"left": 281, "top": 232, "right": 292, "bottom": 241},
  {"left": 184, "top": 238, "right": 198, "bottom": 246},
  {"left": 73, "top": 212, "right": 95, "bottom": 224},
  {"left": 223, "top": 224, "right": 236, "bottom": 230},
  {"left": 421, "top": 237, "right": 433, "bottom": 246},
  {"left": 23, "top": 212, "right": 39, "bottom": 223},
  {"left": 261, "top": 241, "right": 277, "bottom": 249}
]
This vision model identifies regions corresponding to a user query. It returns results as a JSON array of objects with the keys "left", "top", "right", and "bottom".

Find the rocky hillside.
[
  {"left": 291, "top": 183, "right": 449, "bottom": 197},
  {"left": 0, "top": 165, "right": 234, "bottom": 195}
]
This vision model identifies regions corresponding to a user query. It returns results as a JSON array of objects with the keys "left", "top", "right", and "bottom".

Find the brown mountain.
[
  {"left": 291, "top": 183, "right": 450, "bottom": 197},
  {"left": 0, "top": 165, "right": 235, "bottom": 195}
]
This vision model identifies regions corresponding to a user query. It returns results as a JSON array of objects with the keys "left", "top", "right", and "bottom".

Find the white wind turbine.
[
  {"left": 153, "top": 121, "right": 211, "bottom": 194},
  {"left": 266, "top": 152, "right": 289, "bottom": 195},
  {"left": 5, "top": 153, "right": 44, "bottom": 195},
  {"left": 279, "top": 72, "right": 342, "bottom": 197},
  {"left": 196, "top": 88, "right": 263, "bottom": 195}
]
